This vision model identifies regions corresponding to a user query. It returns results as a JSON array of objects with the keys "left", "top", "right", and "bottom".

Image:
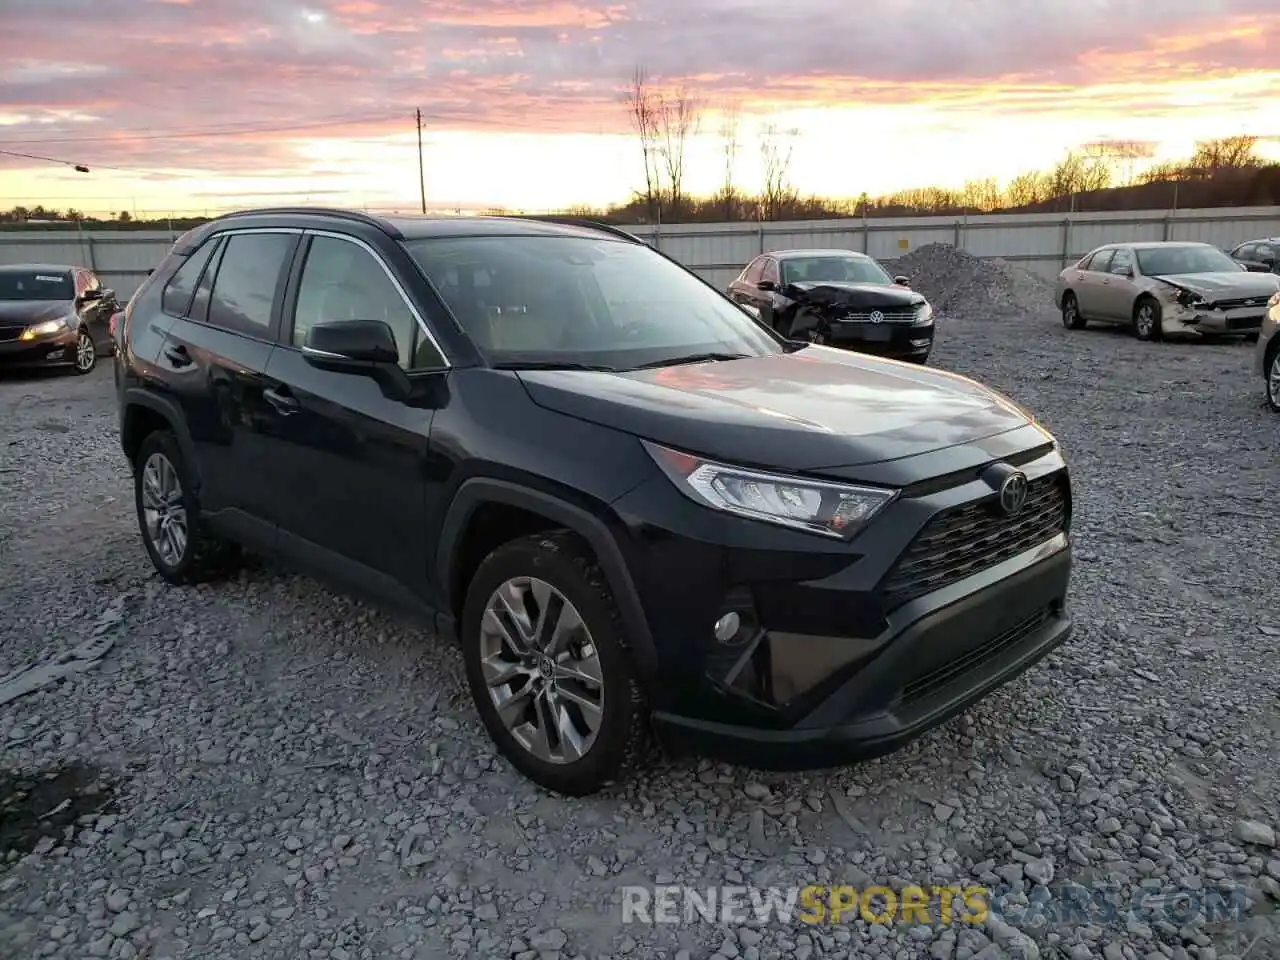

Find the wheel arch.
[
  {"left": 436, "top": 478, "right": 658, "bottom": 680},
  {"left": 121, "top": 389, "right": 200, "bottom": 488}
]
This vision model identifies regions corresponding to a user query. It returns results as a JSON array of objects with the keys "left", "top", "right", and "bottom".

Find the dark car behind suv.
[
  {"left": 0, "top": 263, "right": 117, "bottom": 374},
  {"left": 1229, "top": 238, "right": 1279, "bottom": 274},
  {"left": 116, "top": 208, "right": 1073, "bottom": 795}
]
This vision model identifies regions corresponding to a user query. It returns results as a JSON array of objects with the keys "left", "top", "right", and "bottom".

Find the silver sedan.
[{"left": 1054, "top": 241, "right": 1280, "bottom": 341}]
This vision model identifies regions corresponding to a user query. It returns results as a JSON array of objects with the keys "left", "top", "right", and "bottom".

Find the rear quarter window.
[{"left": 161, "top": 239, "right": 219, "bottom": 317}]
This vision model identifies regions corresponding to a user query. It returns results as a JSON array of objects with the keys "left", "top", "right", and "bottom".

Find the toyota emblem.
[
  {"left": 998, "top": 472, "right": 1029, "bottom": 516},
  {"left": 870, "top": 310, "right": 884, "bottom": 323}
]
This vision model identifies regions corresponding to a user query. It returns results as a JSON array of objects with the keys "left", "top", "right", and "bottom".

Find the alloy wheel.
[
  {"left": 141, "top": 452, "right": 188, "bottom": 568},
  {"left": 479, "top": 576, "right": 604, "bottom": 764},
  {"left": 1135, "top": 304, "right": 1156, "bottom": 339},
  {"left": 1269, "top": 351, "right": 1280, "bottom": 411},
  {"left": 76, "top": 331, "right": 96, "bottom": 372},
  {"left": 1062, "top": 298, "right": 1078, "bottom": 328}
]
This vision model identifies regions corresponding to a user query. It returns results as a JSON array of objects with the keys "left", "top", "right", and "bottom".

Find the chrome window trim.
[{"left": 303, "top": 229, "right": 450, "bottom": 368}]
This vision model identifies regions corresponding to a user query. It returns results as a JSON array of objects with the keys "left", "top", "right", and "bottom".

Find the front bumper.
[
  {"left": 0, "top": 330, "right": 79, "bottom": 368},
  {"left": 608, "top": 435, "right": 1072, "bottom": 769},
  {"left": 1162, "top": 302, "right": 1266, "bottom": 337},
  {"left": 821, "top": 321, "right": 933, "bottom": 360}
]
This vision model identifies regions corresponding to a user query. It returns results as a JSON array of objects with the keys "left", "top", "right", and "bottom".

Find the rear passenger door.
[
  {"left": 1074, "top": 248, "right": 1113, "bottom": 318},
  {"left": 1098, "top": 247, "right": 1138, "bottom": 322},
  {"left": 153, "top": 228, "right": 300, "bottom": 550},
  {"left": 257, "top": 230, "right": 451, "bottom": 606}
]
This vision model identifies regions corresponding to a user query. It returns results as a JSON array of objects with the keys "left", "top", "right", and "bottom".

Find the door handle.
[
  {"left": 263, "top": 387, "right": 299, "bottom": 415},
  {"left": 163, "top": 345, "right": 192, "bottom": 367}
]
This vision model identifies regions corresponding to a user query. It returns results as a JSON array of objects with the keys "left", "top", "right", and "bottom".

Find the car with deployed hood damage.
[
  {"left": 727, "top": 249, "right": 935, "bottom": 363},
  {"left": 1055, "top": 241, "right": 1280, "bottom": 341}
]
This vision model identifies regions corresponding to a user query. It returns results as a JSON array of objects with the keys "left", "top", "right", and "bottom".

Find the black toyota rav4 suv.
[{"left": 115, "top": 207, "right": 1073, "bottom": 796}]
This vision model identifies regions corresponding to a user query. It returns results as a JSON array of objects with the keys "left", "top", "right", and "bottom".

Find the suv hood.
[
  {"left": 516, "top": 347, "right": 1033, "bottom": 471},
  {"left": 1153, "top": 272, "right": 1280, "bottom": 302},
  {"left": 0, "top": 300, "right": 72, "bottom": 326}
]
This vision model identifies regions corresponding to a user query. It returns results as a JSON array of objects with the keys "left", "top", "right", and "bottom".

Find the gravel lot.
[{"left": 1, "top": 307, "right": 1279, "bottom": 960}]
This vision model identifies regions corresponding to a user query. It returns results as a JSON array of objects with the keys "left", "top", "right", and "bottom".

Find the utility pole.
[{"left": 416, "top": 109, "right": 426, "bottom": 214}]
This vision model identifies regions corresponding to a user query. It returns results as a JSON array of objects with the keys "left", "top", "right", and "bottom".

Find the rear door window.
[
  {"left": 162, "top": 239, "right": 219, "bottom": 317},
  {"left": 204, "top": 232, "right": 296, "bottom": 339}
]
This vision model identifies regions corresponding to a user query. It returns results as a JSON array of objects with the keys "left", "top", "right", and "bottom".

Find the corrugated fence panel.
[{"left": 1, "top": 206, "right": 1275, "bottom": 298}]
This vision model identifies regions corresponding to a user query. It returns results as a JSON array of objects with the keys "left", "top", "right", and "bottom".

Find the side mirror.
[
  {"left": 80, "top": 289, "right": 103, "bottom": 302},
  {"left": 303, "top": 320, "right": 416, "bottom": 400},
  {"left": 756, "top": 279, "right": 777, "bottom": 292},
  {"left": 101, "top": 288, "right": 116, "bottom": 301},
  {"left": 1243, "top": 262, "right": 1268, "bottom": 273},
  {"left": 303, "top": 319, "right": 400, "bottom": 368},
  {"left": 893, "top": 275, "right": 910, "bottom": 286}
]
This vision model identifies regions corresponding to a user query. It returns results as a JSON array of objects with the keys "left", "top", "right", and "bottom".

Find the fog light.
[
  {"left": 713, "top": 612, "right": 741, "bottom": 644},
  {"left": 46, "top": 349, "right": 64, "bottom": 360}
]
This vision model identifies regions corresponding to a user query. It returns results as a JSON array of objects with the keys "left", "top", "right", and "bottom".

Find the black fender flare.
[
  {"left": 435, "top": 478, "right": 658, "bottom": 680},
  {"left": 120, "top": 387, "right": 201, "bottom": 489}
]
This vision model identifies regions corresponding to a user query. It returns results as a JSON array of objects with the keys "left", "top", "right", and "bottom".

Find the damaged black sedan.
[{"left": 727, "top": 249, "right": 935, "bottom": 364}]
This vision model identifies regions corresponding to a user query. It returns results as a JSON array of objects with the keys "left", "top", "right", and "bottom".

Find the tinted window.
[
  {"left": 1235, "top": 244, "right": 1256, "bottom": 261},
  {"left": 781, "top": 255, "right": 892, "bottom": 285},
  {"left": 207, "top": 233, "right": 293, "bottom": 334},
  {"left": 1258, "top": 243, "right": 1276, "bottom": 262},
  {"left": 293, "top": 236, "right": 435, "bottom": 369},
  {"left": 1109, "top": 248, "right": 1134, "bottom": 275},
  {"left": 404, "top": 235, "right": 781, "bottom": 370},
  {"left": 1135, "top": 245, "right": 1239, "bottom": 277},
  {"left": 162, "top": 240, "right": 218, "bottom": 317},
  {"left": 760, "top": 259, "right": 780, "bottom": 284},
  {"left": 1088, "top": 249, "right": 1114, "bottom": 273},
  {"left": 741, "top": 258, "right": 764, "bottom": 284},
  {"left": 0, "top": 269, "right": 73, "bottom": 301}
]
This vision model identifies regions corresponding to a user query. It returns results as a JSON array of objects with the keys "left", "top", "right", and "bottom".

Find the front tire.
[
  {"left": 134, "top": 430, "right": 240, "bottom": 584},
  {"left": 1267, "top": 344, "right": 1280, "bottom": 413},
  {"left": 73, "top": 329, "right": 97, "bottom": 375},
  {"left": 1061, "top": 293, "right": 1086, "bottom": 330},
  {"left": 1134, "top": 297, "right": 1162, "bottom": 341},
  {"left": 460, "top": 531, "right": 648, "bottom": 796}
]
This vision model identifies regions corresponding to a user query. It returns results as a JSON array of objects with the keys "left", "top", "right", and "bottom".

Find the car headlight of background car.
[
  {"left": 912, "top": 301, "right": 934, "bottom": 325},
  {"left": 18, "top": 318, "right": 70, "bottom": 341},
  {"left": 645, "top": 441, "right": 897, "bottom": 539}
]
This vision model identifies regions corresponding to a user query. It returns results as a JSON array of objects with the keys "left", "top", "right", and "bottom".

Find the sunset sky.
[{"left": 2, "top": 0, "right": 1279, "bottom": 217}]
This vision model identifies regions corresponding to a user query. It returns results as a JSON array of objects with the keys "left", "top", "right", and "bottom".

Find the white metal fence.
[{"left": 2, "top": 205, "right": 1277, "bottom": 299}]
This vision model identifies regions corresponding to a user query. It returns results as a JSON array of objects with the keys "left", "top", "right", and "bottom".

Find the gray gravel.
[
  {"left": 891, "top": 244, "right": 1057, "bottom": 321},
  {"left": 2, "top": 307, "right": 1279, "bottom": 960}
]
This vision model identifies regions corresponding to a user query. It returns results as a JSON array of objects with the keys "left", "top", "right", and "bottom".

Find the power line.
[
  {"left": 0, "top": 148, "right": 197, "bottom": 178},
  {"left": 0, "top": 109, "right": 523, "bottom": 146},
  {"left": 0, "top": 149, "right": 90, "bottom": 172}
]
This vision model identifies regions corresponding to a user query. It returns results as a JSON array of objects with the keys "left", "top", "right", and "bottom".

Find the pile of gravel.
[{"left": 890, "top": 242, "right": 1056, "bottom": 321}]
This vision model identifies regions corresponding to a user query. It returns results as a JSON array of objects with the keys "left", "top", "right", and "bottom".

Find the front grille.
[
  {"left": 881, "top": 471, "right": 1068, "bottom": 609},
  {"left": 840, "top": 309, "right": 916, "bottom": 323},
  {"left": 900, "top": 606, "right": 1050, "bottom": 705},
  {"left": 1213, "top": 297, "right": 1269, "bottom": 311},
  {"left": 0, "top": 326, "right": 25, "bottom": 343}
]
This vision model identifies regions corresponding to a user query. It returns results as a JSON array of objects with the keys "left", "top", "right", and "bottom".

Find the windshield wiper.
[
  {"left": 629, "top": 352, "right": 749, "bottom": 370},
  {"left": 491, "top": 360, "right": 618, "bottom": 372}
]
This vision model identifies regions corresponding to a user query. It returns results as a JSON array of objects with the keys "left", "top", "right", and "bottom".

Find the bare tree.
[
  {"left": 1005, "top": 170, "right": 1050, "bottom": 208},
  {"left": 1082, "top": 139, "right": 1157, "bottom": 186},
  {"left": 1189, "top": 136, "right": 1261, "bottom": 177},
  {"left": 625, "top": 65, "right": 663, "bottom": 222},
  {"left": 656, "top": 84, "right": 702, "bottom": 219},
  {"left": 716, "top": 101, "right": 742, "bottom": 221},
  {"left": 759, "top": 124, "right": 799, "bottom": 221},
  {"left": 958, "top": 178, "right": 1001, "bottom": 212}
]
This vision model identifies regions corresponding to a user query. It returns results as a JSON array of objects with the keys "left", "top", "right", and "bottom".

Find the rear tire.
[
  {"left": 1061, "top": 293, "right": 1086, "bottom": 330},
  {"left": 460, "top": 531, "right": 648, "bottom": 796},
  {"left": 1267, "top": 343, "right": 1280, "bottom": 413},
  {"left": 134, "top": 430, "right": 240, "bottom": 585}
]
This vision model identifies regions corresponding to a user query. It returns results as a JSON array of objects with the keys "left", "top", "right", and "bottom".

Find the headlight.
[
  {"left": 1269, "top": 291, "right": 1280, "bottom": 308},
  {"left": 644, "top": 441, "right": 898, "bottom": 539},
  {"left": 912, "top": 301, "right": 933, "bottom": 325},
  {"left": 18, "top": 318, "right": 69, "bottom": 340},
  {"left": 1172, "top": 288, "right": 1204, "bottom": 308}
]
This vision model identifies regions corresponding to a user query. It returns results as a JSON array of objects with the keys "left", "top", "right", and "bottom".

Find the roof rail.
[
  {"left": 214, "top": 206, "right": 403, "bottom": 239},
  {"left": 513, "top": 215, "right": 643, "bottom": 244}
]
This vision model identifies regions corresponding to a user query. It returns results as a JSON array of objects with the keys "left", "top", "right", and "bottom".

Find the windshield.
[
  {"left": 1136, "top": 246, "right": 1242, "bottom": 277},
  {"left": 781, "top": 256, "right": 892, "bottom": 285},
  {"left": 0, "top": 270, "right": 73, "bottom": 302},
  {"left": 404, "top": 234, "right": 783, "bottom": 370}
]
